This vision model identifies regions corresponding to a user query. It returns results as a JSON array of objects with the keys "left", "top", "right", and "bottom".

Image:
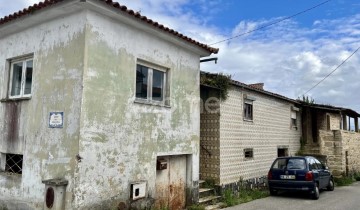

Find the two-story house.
[
  {"left": 200, "top": 72, "right": 301, "bottom": 189},
  {"left": 0, "top": 0, "right": 218, "bottom": 209}
]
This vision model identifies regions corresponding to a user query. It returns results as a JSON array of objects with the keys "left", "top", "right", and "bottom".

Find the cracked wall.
[{"left": 0, "top": 12, "right": 86, "bottom": 209}]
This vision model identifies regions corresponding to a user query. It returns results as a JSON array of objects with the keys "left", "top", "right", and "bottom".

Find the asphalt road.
[{"left": 225, "top": 181, "right": 360, "bottom": 210}]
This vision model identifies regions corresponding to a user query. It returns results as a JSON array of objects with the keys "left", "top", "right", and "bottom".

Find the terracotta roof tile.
[{"left": 0, "top": 0, "right": 218, "bottom": 54}]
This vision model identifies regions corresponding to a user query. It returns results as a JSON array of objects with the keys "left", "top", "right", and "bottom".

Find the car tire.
[
  {"left": 327, "top": 179, "right": 335, "bottom": 191},
  {"left": 269, "top": 188, "right": 277, "bottom": 196},
  {"left": 312, "top": 184, "right": 320, "bottom": 200}
]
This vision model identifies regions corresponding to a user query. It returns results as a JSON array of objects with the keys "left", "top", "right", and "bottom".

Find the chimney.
[{"left": 249, "top": 83, "right": 264, "bottom": 90}]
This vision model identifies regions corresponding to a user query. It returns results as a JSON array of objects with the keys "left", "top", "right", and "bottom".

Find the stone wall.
[{"left": 342, "top": 131, "right": 360, "bottom": 175}]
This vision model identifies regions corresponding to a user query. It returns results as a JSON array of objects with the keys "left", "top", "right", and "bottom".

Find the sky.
[{"left": 1, "top": 0, "right": 359, "bottom": 114}]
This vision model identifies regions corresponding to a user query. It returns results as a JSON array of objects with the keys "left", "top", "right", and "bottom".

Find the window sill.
[
  {"left": 0, "top": 97, "right": 31, "bottom": 103},
  {"left": 134, "top": 99, "right": 171, "bottom": 108},
  {"left": 244, "top": 158, "right": 254, "bottom": 161},
  {"left": 243, "top": 119, "right": 253, "bottom": 122}
]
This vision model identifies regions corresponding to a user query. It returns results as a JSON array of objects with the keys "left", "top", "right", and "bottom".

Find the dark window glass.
[
  {"left": 244, "top": 148, "right": 253, "bottom": 158},
  {"left": 244, "top": 102, "right": 253, "bottom": 120},
  {"left": 11, "top": 62, "right": 23, "bottom": 96},
  {"left": 5, "top": 154, "right": 23, "bottom": 174},
  {"left": 24, "top": 60, "right": 33, "bottom": 95},
  {"left": 152, "top": 70, "right": 164, "bottom": 101},
  {"left": 287, "top": 159, "right": 306, "bottom": 170},
  {"left": 136, "top": 65, "right": 148, "bottom": 99}
]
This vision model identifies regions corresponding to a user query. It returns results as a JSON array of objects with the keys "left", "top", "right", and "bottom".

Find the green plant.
[
  {"left": 223, "top": 189, "right": 239, "bottom": 207},
  {"left": 200, "top": 72, "right": 231, "bottom": 101},
  {"left": 221, "top": 188, "right": 269, "bottom": 207},
  {"left": 202, "top": 179, "right": 216, "bottom": 188},
  {"left": 187, "top": 204, "right": 205, "bottom": 210},
  {"left": 334, "top": 176, "right": 354, "bottom": 186}
]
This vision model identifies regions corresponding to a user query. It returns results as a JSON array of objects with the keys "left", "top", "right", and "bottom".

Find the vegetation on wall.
[
  {"left": 200, "top": 72, "right": 232, "bottom": 101},
  {"left": 297, "top": 95, "right": 315, "bottom": 104}
]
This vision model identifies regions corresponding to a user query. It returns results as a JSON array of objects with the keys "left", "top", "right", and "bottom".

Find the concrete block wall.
[{"left": 218, "top": 87, "right": 301, "bottom": 185}]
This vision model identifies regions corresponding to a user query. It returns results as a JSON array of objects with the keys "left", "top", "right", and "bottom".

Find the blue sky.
[{"left": 1, "top": 0, "right": 360, "bottom": 115}]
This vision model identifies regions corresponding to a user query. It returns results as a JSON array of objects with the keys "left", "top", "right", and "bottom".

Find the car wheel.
[
  {"left": 327, "top": 179, "right": 335, "bottom": 191},
  {"left": 269, "top": 188, "right": 277, "bottom": 196},
  {"left": 312, "top": 184, "right": 320, "bottom": 200}
]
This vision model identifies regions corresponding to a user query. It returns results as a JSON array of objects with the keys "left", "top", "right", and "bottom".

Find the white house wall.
[
  {"left": 0, "top": 12, "right": 86, "bottom": 208},
  {"left": 74, "top": 11, "right": 200, "bottom": 209},
  {"left": 219, "top": 87, "right": 301, "bottom": 184}
]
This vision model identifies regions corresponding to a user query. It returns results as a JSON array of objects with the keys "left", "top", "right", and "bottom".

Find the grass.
[
  {"left": 334, "top": 176, "right": 354, "bottom": 186},
  {"left": 222, "top": 188, "right": 269, "bottom": 207},
  {"left": 187, "top": 204, "right": 205, "bottom": 210}
]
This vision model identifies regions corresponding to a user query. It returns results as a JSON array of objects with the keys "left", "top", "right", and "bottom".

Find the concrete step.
[
  {"left": 199, "top": 195, "right": 221, "bottom": 204},
  {"left": 204, "top": 202, "right": 225, "bottom": 210},
  {"left": 199, "top": 188, "right": 213, "bottom": 193}
]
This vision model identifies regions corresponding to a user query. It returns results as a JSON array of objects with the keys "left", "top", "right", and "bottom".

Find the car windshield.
[{"left": 272, "top": 158, "right": 306, "bottom": 170}]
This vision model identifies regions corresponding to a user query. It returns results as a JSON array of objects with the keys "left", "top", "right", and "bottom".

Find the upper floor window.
[
  {"left": 291, "top": 110, "right": 297, "bottom": 127},
  {"left": 135, "top": 62, "right": 169, "bottom": 105},
  {"left": 9, "top": 57, "right": 33, "bottom": 99},
  {"left": 244, "top": 99, "right": 253, "bottom": 121}
]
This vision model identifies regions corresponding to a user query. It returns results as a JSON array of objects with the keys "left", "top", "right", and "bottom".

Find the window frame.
[
  {"left": 244, "top": 148, "right": 254, "bottom": 159},
  {"left": 291, "top": 110, "right": 297, "bottom": 127},
  {"left": 135, "top": 61, "right": 169, "bottom": 106},
  {"left": 0, "top": 153, "right": 23, "bottom": 175},
  {"left": 8, "top": 56, "right": 33, "bottom": 99},
  {"left": 243, "top": 99, "right": 253, "bottom": 121}
]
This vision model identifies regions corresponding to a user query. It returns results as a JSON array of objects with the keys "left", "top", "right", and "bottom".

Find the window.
[
  {"left": 277, "top": 148, "right": 288, "bottom": 157},
  {"left": 1, "top": 153, "right": 23, "bottom": 174},
  {"left": 9, "top": 57, "right": 33, "bottom": 98},
  {"left": 135, "top": 62, "right": 168, "bottom": 104},
  {"left": 244, "top": 148, "right": 253, "bottom": 159},
  {"left": 291, "top": 110, "right": 297, "bottom": 127},
  {"left": 244, "top": 100, "right": 253, "bottom": 121}
]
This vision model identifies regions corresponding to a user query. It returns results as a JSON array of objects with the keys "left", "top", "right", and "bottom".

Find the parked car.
[{"left": 267, "top": 156, "right": 334, "bottom": 199}]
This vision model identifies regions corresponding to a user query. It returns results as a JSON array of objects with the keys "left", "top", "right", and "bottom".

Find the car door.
[
  {"left": 315, "top": 158, "right": 330, "bottom": 188},
  {"left": 309, "top": 158, "right": 320, "bottom": 183}
]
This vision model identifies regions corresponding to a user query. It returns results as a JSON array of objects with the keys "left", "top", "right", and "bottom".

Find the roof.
[
  {"left": 300, "top": 102, "right": 360, "bottom": 117},
  {"left": 0, "top": 0, "right": 218, "bottom": 54},
  {"left": 199, "top": 71, "right": 298, "bottom": 104}
]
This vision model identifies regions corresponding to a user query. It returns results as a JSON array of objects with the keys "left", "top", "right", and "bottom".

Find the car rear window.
[{"left": 272, "top": 158, "right": 306, "bottom": 170}]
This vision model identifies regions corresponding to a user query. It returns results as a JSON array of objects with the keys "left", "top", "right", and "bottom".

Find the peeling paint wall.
[
  {"left": 0, "top": 12, "right": 86, "bottom": 209},
  {"left": 73, "top": 11, "right": 200, "bottom": 209}
]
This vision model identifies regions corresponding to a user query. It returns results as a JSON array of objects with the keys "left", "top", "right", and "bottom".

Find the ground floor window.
[
  {"left": 277, "top": 148, "right": 289, "bottom": 157},
  {"left": 1, "top": 153, "right": 23, "bottom": 174},
  {"left": 244, "top": 148, "right": 254, "bottom": 159}
]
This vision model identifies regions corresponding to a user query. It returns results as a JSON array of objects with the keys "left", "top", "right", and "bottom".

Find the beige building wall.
[{"left": 219, "top": 86, "right": 301, "bottom": 185}]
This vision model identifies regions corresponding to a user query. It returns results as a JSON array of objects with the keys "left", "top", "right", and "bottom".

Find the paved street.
[{"left": 225, "top": 182, "right": 360, "bottom": 210}]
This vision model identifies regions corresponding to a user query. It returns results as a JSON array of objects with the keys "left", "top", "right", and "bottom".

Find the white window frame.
[
  {"left": 8, "top": 56, "right": 33, "bottom": 99},
  {"left": 135, "top": 60, "right": 169, "bottom": 106}
]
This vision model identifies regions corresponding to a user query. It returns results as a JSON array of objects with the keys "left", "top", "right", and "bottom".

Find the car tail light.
[
  {"left": 305, "top": 171, "right": 313, "bottom": 181},
  {"left": 268, "top": 171, "right": 272, "bottom": 180}
]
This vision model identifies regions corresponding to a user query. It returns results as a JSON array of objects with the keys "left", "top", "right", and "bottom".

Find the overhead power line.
[
  {"left": 303, "top": 45, "right": 360, "bottom": 96},
  {"left": 210, "top": 0, "right": 331, "bottom": 45}
]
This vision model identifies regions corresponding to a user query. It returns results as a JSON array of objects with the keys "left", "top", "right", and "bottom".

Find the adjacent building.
[
  {"left": 200, "top": 72, "right": 302, "bottom": 187},
  {"left": 300, "top": 103, "right": 360, "bottom": 177},
  {"left": 0, "top": 0, "right": 217, "bottom": 209}
]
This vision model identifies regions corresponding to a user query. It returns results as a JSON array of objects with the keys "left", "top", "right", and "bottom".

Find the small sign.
[{"left": 49, "top": 112, "right": 64, "bottom": 128}]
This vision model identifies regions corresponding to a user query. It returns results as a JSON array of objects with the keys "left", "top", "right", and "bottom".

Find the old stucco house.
[
  {"left": 300, "top": 103, "right": 360, "bottom": 177},
  {"left": 0, "top": 0, "right": 218, "bottom": 209},
  {"left": 200, "top": 72, "right": 302, "bottom": 188}
]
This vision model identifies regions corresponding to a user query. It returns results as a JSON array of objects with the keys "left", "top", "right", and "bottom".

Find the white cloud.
[{"left": 1, "top": 0, "right": 359, "bottom": 113}]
